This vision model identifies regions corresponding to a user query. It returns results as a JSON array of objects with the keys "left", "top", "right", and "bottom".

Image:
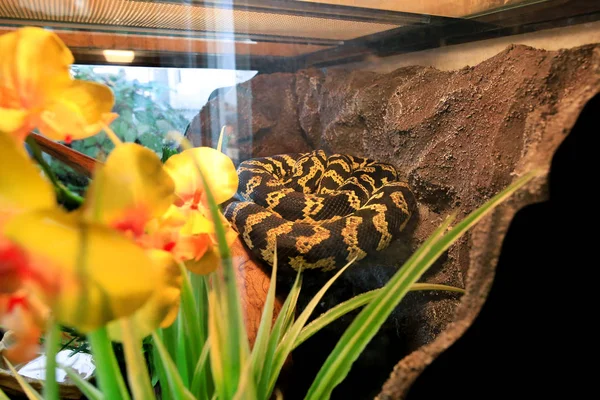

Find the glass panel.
[
  {"left": 0, "top": 0, "right": 403, "bottom": 41},
  {"left": 295, "top": 0, "right": 546, "bottom": 17},
  {"left": 0, "top": 1, "right": 596, "bottom": 399}
]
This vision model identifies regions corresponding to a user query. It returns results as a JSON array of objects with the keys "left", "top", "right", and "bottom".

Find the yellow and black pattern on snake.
[{"left": 224, "top": 151, "right": 415, "bottom": 271}]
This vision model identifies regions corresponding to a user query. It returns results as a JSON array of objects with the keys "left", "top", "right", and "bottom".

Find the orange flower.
[
  {"left": 84, "top": 142, "right": 239, "bottom": 274},
  {"left": 0, "top": 291, "right": 48, "bottom": 364},
  {"left": 0, "top": 27, "right": 116, "bottom": 143},
  {"left": 0, "top": 131, "right": 165, "bottom": 362},
  {"left": 162, "top": 147, "right": 239, "bottom": 273},
  {"left": 0, "top": 129, "right": 56, "bottom": 295}
]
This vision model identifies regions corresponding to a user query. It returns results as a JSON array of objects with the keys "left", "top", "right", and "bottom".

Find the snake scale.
[{"left": 223, "top": 150, "right": 415, "bottom": 271}]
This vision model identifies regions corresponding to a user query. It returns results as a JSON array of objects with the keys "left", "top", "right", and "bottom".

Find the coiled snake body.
[{"left": 224, "top": 150, "right": 415, "bottom": 271}]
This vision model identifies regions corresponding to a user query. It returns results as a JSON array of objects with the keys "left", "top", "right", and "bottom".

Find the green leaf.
[
  {"left": 151, "top": 332, "right": 195, "bottom": 400},
  {"left": 232, "top": 359, "right": 258, "bottom": 400},
  {"left": 0, "top": 387, "right": 10, "bottom": 400},
  {"left": 138, "top": 124, "right": 152, "bottom": 135},
  {"left": 178, "top": 266, "right": 202, "bottom": 386},
  {"left": 175, "top": 315, "right": 190, "bottom": 386},
  {"left": 256, "top": 270, "right": 302, "bottom": 398},
  {"left": 120, "top": 109, "right": 134, "bottom": 124},
  {"left": 82, "top": 145, "right": 100, "bottom": 159},
  {"left": 250, "top": 244, "right": 278, "bottom": 386},
  {"left": 189, "top": 274, "right": 212, "bottom": 398},
  {"left": 161, "top": 147, "right": 179, "bottom": 163},
  {"left": 156, "top": 120, "right": 173, "bottom": 133},
  {"left": 3, "top": 357, "right": 43, "bottom": 400},
  {"left": 190, "top": 340, "right": 211, "bottom": 399},
  {"left": 43, "top": 321, "right": 61, "bottom": 400},
  {"left": 120, "top": 318, "right": 155, "bottom": 400},
  {"left": 88, "top": 327, "right": 131, "bottom": 400},
  {"left": 161, "top": 322, "right": 178, "bottom": 366},
  {"left": 305, "top": 170, "right": 538, "bottom": 399},
  {"left": 122, "top": 129, "right": 137, "bottom": 143},
  {"left": 208, "top": 292, "right": 226, "bottom": 398},
  {"left": 266, "top": 258, "right": 356, "bottom": 396},
  {"left": 294, "top": 283, "right": 465, "bottom": 349},
  {"left": 61, "top": 366, "right": 104, "bottom": 400},
  {"left": 193, "top": 149, "right": 249, "bottom": 398},
  {"left": 111, "top": 120, "right": 127, "bottom": 138},
  {"left": 138, "top": 133, "right": 163, "bottom": 158},
  {"left": 152, "top": 332, "right": 172, "bottom": 400}
]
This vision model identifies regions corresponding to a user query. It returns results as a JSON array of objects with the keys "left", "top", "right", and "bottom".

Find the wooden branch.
[{"left": 29, "top": 133, "right": 101, "bottom": 177}]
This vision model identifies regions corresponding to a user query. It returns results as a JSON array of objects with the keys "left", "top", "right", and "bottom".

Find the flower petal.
[
  {"left": 0, "top": 108, "right": 31, "bottom": 142},
  {"left": 4, "top": 209, "right": 160, "bottom": 332},
  {"left": 0, "top": 130, "right": 55, "bottom": 215},
  {"left": 0, "top": 27, "right": 115, "bottom": 143},
  {"left": 185, "top": 247, "right": 219, "bottom": 275},
  {"left": 83, "top": 143, "right": 175, "bottom": 234},
  {"left": 184, "top": 227, "right": 237, "bottom": 275},
  {"left": 163, "top": 147, "right": 238, "bottom": 206},
  {"left": 175, "top": 233, "right": 211, "bottom": 264},
  {"left": 0, "top": 292, "right": 48, "bottom": 364},
  {"left": 0, "top": 27, "right": 73, "bottom": 112},
  {"left": 108, "top": 250, "right": 182, "bottom": 342},
  {"left": 180, "top": 210, "right": 214, "bottom": 236},
  {"left": 0, "top": 239, "right": 29, "bottom": 294},
  {"left": 37, "top": 81, "right": 116, "bottom": 141}
]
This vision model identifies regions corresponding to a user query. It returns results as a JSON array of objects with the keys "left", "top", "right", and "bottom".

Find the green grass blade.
[
  {"left": 305, "top": 171, "right": 537, "bottom": 399},
  {"left": 190, "top": 146, "right": 249, "bottom": 397},
  {"left": 61, "top": 366, "right": 104, "bottom": 400},
  {"left": 250, "top": 244, "right": 278, "bottom": 383},
  {"left": 256, "top": 270, "right": 302, "bottom": 397},
  {"left": 152, "top": 332, "right": 172, "bottom": 400},
  {"left": 3, "top": 357, "right": 42, "bottom": 400},
  {"left": 294, "top": 283, "right": 464, "bottom": 349},
  {"left": 150, "top": 332, "right": 195, "bottom": 400},
  {"left": 190, "top": 339, "right": 211, "bottom": 399},
  {"left": 207, "top": 289, "right": 227, "bottom": 399},
  {"left": 410, "top": 283, "right": 465, "bottom": 293},
  {"left": 88, "top": 327, "right": 131, "bottom": 400},
  {"left": 0, "top": 387, "right": 10, "bottom": 400},
  {"left": 276, "top": 271, "right": 302, "bottom": 341},
  {"left": 160, "top": 322, "right": 178, "bottom": 373},
  {"left": 178, "top": 264, "right": 202, "bottom": 383},
  {"left": 232, "top": 359, "right": 258, "bottom": 400},
  {"left": 43, "top": 321, "right": 60, "bottom": 400},
  {"left": 175, "top": 315, "right": 189, "bottom": 387},
  {"left": 190, "top": 273, "right": 209, "bottom": 342},
  {"left": 120, "top": 319, "right": 155, "bottom": 400},
  {"left": 266, "top": 258, "right": 355, "bottom": 396}
]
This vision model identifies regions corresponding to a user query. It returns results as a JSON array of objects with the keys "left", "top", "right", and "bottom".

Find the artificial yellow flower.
[
  {"left": 86, "top": 142, "right": 239, "bottom": 275},
  {"left": 163, "top": 147, "right": 239, "bottom": 207},
  {"left": 163, "top": 147, "right": 239, "bottom": 274},
  {"left": 4, "top": 209, "right": 160, "bottom": 332},
  {"left": 107, "top": 250, "right": 182, "bottom": 342},
  {"left": 0, "top": 27, "right": 116, "bottom": 143},
  {"left": 0, "top": 130, "right": 56, "bottom": 295},
  {"left": 82, "top": 143, "right": 176, "bottom": 235},
  {"left": 0, "top": 130, "right": 55, "bottom": 223},
  {"left": 0, "top": 131, "right": 162, "bottom": 337}
]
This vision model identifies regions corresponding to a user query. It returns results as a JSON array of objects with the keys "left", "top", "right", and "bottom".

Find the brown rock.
[
  {"left": 232, "top": 237, "right": 282, "bottom": 347},
  {"left": 190, "top": 43, "right": 600, "bottom": 398},
  {"left": 186, "top": 72, "right": 312, "bottom": 163}
]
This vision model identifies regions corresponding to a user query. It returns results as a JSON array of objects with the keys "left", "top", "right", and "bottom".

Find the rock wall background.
[{"left": 185, "top": 44, "right": 600, "bottom": 398}]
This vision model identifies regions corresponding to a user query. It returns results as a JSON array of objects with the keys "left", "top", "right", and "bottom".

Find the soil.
[{"left": 186, "top": 43, "right": 600, "bottom": 399}]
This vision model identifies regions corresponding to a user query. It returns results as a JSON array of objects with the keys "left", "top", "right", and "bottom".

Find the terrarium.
[{"left": 0, "top": 1, "right": 594, "bottom": 399}]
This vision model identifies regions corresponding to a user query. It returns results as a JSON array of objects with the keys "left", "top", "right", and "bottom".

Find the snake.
[{"left": 223, "top": 150, "right": 415, "bottom": 272}]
